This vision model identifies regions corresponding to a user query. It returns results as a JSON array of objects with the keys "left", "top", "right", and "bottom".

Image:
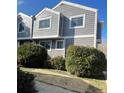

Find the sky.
[{"left": 17, "top": 0, "right": 107, "bottom": 44}]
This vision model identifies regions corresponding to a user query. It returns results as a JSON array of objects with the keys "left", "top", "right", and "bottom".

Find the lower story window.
[
  {"left": 17, "top": 41, "right": 20, "bottom": 47},
  {"left": 56, "top": 40, "right": 64, "bottom": 49},
  {"left": 40, "top": 41, "right": 51, "bottom": 50}
]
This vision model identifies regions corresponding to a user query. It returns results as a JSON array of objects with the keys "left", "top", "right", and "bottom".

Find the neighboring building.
[{"left": 17, "top": 1, "right": 103, "bottom": 57}]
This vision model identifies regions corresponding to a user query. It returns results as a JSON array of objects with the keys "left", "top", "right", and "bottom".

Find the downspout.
[{"left": 31, "top": 16, "right": 36, "bottom": 42}]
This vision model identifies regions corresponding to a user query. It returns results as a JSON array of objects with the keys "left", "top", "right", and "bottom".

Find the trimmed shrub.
[
  {"left": 17, "top": 43, "right": 47, "bottom": 68},
  {"left": 50, "top": 56, "right": 66, "bottom": 70},
  {"left": 66, "top": 45, "right": 107, "bottom": 78},
  {"left": 43, "top": 55, "right": 52, "bottom": 68},
  {"left": 17, "top": 68, "right": 36, "bottom": 93}
]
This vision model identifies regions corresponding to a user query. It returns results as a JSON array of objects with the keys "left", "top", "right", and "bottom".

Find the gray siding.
[
  {"left": 48, "top": 49, "right": 65, "bottom": 58},
  {"left": 65, "top": 37, "right": 94, "bottom": 48},
  {"left": 33, "top": 39, "right": 65, "bottom": 58},
  {"left": 17, "top": 13, "right": 32, "bottom": 39},
  {"left": 33, "top": 10, "right": 60, "bottom": 38},
  {"left": 18, "top": 31, "right": 31, "bottom": 38},
  {"left": 53, "top": 4, "right": 96, "bottom": 36},
  {"left": 17, "top": 1, "right": 99, "bottom": 58},
  {"left": 49, "top": 39, "right": 65, "bottom": 57}
]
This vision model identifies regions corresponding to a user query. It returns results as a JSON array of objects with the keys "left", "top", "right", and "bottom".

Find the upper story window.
[
  {"left": 39, "top": 17, "right": 51, "bottom": 29},
  {"left": 18, "top": 23, "right": 24, "bottom": 32},
  {"left": 69, "top": 14, "right": 85, "bottom": 29}
]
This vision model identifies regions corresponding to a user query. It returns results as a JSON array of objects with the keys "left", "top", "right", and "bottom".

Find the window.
[
  {"left": 70, "top": 14, "right": 85, "bottom": 28},
  {"left": 40, "top": 41, "right": 51, "bottom": 50},
  {"left": 39, "top": 17, "right": 51, "bottom": 29},
  {"left": 17, "top": 41, "right": 20, "bottom": 47},
  {"left": 56, "top": 40, "right": 64, "bottom": 49},
  {"left": 19, "top": 23, "right": 24, "bottom": 32}
]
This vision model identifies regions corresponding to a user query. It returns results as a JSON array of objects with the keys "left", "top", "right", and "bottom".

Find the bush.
[
  {"left": 17, "top": 68, "right": 36, "bottom": 93},
  {"left": 17, "top": 43, "right": 48, "bottom": 68},
  {"left": 66, "top": 45, "right": 107, "bottom": 78},
  {"left": 50, "top": 56, "right": 66, "bottom": 70}
]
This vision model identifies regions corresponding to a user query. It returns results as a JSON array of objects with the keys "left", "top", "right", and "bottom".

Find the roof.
[
  {"left": 35, "top": 8, "right": 60, "bottom": 17},
  {"left": 18, "top": 12, "right": 32, "bottom": 19},
  {"left": 52, "top": 1, "right": 97, "bottom": 12}
]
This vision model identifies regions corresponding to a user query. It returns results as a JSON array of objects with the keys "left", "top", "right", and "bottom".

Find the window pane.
[
  {"left": 71, "top": 16, "right": 83, "bottom": 27},
  {"left": 40, "top": 41, "right": 50, "bottom": 50},
  {"left": 19, "top": 23, "right": 24, "bottom": 32},
  {"left": 39, "top": 19, "right": 50, "bottom": 28},
  {"left": 40, "top": 42, "right": 45, "bottom": 47},
  {"left": 57, "top": 41, "right": 63, "bottom": 49},
  {"left": 45, "top": 42, "right": 50, "bottom": 49}
]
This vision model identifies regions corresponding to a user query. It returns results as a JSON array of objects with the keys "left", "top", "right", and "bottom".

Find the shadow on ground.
[
  {"left": 32, "top": 73, "right": 103, "bottom": 93},
  {"left": 85, "top": 74, "right": 107, "bottom": 80}
]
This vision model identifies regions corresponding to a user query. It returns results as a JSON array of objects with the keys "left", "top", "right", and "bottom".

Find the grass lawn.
[
  {"left": 83, "top": 78, "right": 107, "bottom": 93},
  {"left": 21, "top": 67, "right": 107, "bottom": 93}
]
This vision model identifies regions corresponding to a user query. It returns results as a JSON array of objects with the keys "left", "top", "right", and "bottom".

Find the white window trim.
[
  {"left": 17, "top": 37, "right": 31, "bottom": 40},
  {"left": 52, "top": 1, "right": 97, "bottom": 12},
  {"left": 18, "top": 12, "right": 32, "bottom": 19},
  {"left": 55, "top": 40, "right": 65, "bottom": 50},
  {"left": 39, "top": 40, "right": 52, "bottom": 51},
  {"left": 18, "top": 22, "right": 25, "bottom": 33},
  {"left": 94, "top": 11, "right": 98, "bottom": 48},
  {"left": 36, "top": 8, "right": 60, "bottom": 17},
  {"left": 57, "top": 14, "right": 60, "bottom": 36},
  {"left": 17, "top": 41, "right": 20, "bottom": 47},
  {"left": 38, "top": 16, "right": 52, "bottom": 30},
  {"left": 69, "top": 14, "right": 85, "bottom": 29},
  {"left": 32, "top": 34, "right": 94, "bottom": 39}
]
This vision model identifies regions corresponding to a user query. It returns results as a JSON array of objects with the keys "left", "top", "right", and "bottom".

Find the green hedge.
[
  {"left": 66, "top": 45, "right": 107, "bottom": 78},
  {"left": 17, "top": 68, "right": 36, "bottom": 93},
  {"left": 17, "top": 43, "right": 48, "bottom": 68},
  {"left": 50, "top": 56, "right": 66, "bottom": 70}
]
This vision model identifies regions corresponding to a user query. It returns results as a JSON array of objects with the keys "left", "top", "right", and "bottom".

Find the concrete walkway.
[
  {"left": 33, "top": 73, "right": 89, "bottom": 93},
  {"left": 35, "top": 80, "right": 78, "bottom": 93},
  {"left": 21, "top": 68, "right": 103, "bottom": 93}
]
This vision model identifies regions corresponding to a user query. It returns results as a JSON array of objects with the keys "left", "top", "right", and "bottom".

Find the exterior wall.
[
  {"left": 17, "top": 40, "right": 32, "bottom": 47},
  {"left": 59, "top": 14, "right": 64, "bottom": 36},
  {"left": 33, "top": 39, "right": 65, "bottom": 58},
  {"left": 53, "top": 4, "right": 96, "bottom": 36},
  {"left": 65, "top": 37, "right": 94, "bottom": 49},
  {"left": 64, "top": 37, "right": 94, "bottom": 56},
  {"left": 33, "top": 10, "right": 60, "bottom": 38},
  {"left": 97, "top": 22, "right": 102, "bottom": 40},
  {"left": 17, "top": 13, "right": 32, "bottom": 39},
  {"left": 97, "top": 21, "right": 103, "bottom": 43},
  {"left": 18, "top": 37, "right": 94, "bottom": 58},
  {"left": 48, "top": 49, "right": 65, "bottom": 58},
  {"left": 49, "top": 39, "right": 65, "bottom": 58},
  {"left": 17, "top": 1, "right": 100, "bottom": 58},
  {"left": 17, "top": 41, "right": 20, "bottom": 47}
]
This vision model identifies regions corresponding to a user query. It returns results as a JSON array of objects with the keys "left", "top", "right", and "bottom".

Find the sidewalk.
[
  {"left": 35, "top": 80, "right": 78, "bottom": 93},
  {"left": 34, "top": 73, "right": 88, "bottom": 93}
]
